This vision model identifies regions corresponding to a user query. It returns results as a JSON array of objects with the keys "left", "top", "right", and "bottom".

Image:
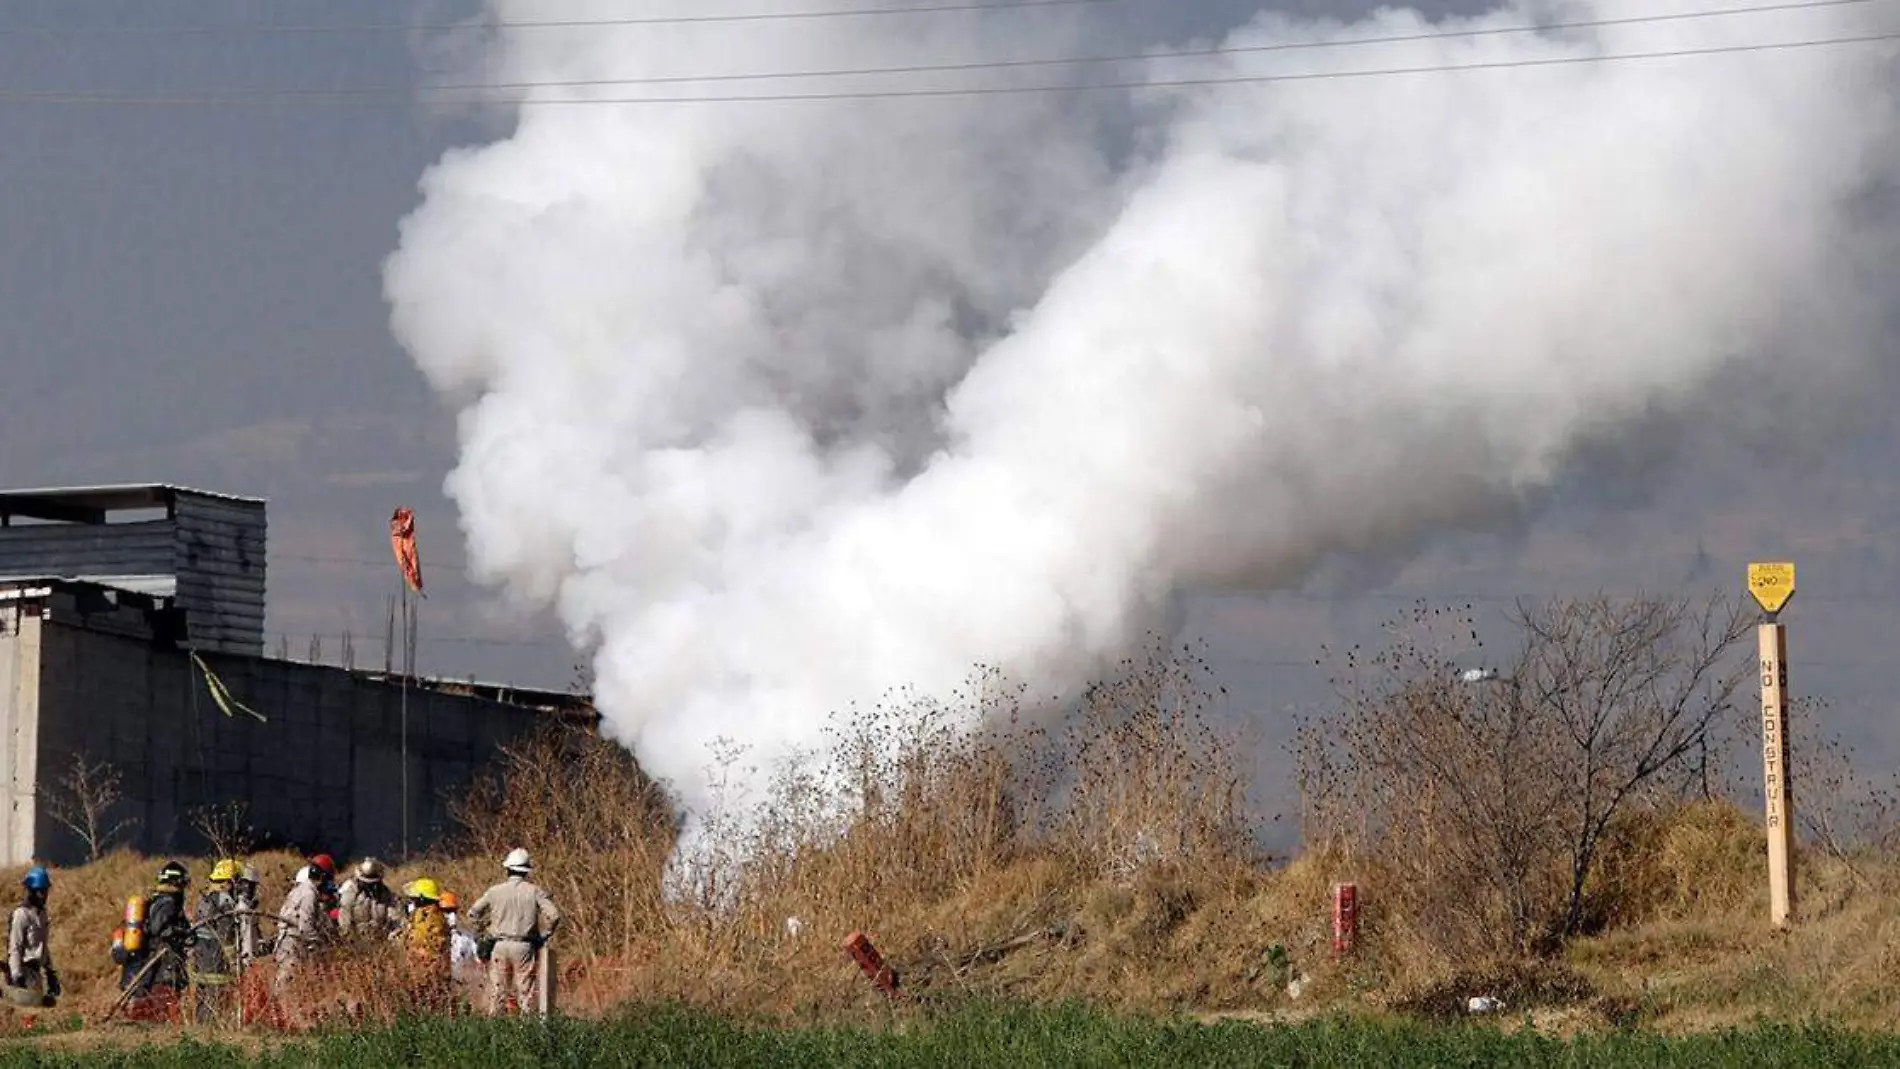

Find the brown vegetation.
[{"left": 13, "top": 594, "right": 1900, "bottom": 1037}]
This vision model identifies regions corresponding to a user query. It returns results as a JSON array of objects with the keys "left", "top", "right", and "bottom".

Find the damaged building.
[{"left": 0, "top": 484, "right": 592, "bottom": 866}]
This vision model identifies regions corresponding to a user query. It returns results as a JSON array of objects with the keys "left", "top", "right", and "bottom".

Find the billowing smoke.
[{"left": 386, "top": 0, "right": 1900, "bottom": 827}]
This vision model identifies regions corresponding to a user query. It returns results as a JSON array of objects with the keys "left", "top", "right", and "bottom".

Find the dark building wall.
[
  {"left": 0, "top": 520, "right": 175, "bottom": 584},
  {"left": 32, "top": 622, "right": 543, "bottom": 865},
  {"left": 0, "top": 490, "right": 267, "bottom": 656},
  {"left": 171, "top": 494, "right": 267, "bottom": 656}
]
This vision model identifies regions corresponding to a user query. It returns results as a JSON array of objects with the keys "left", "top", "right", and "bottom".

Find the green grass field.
[{"left": 3, "top": 1003, "right": 1899, "bottom": 1068}]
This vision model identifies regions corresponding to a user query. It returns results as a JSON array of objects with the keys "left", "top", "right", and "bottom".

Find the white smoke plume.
[{"left": 386, "top": 0, "right": 1900, "bottom": 827}]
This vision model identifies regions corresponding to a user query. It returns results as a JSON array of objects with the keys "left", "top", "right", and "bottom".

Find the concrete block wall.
[
  {"left": 0, "top": 605, "right": 42, "bottom": 865},
  {"left": 28, "top": 622, "right": 557, "bottom": 866}
]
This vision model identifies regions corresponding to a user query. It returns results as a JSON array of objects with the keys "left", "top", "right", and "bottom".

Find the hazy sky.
[{"left": 2, "top": 0, "right": 1895, "bottom": 823}]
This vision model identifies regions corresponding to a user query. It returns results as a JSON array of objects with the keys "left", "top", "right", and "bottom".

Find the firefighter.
[
  {"left": 6, "top": 867, "right": 58, "bottom": 1007},
  {"left": 308, "top": 854, "right": 341, "bottom": 927},
  {"left": 272, "top": 864, "right": 334, "bottom": 996},
  {"left": 191, "top": 860, "right": 241, "bottom": 1021},
  {"left": 337, "top": 858, "right": 401, "bottom": 941},
  {"left": 125, "top": 861, "right": 193, "bottom": 997},
  {"left": 400, "top": 878, "right": 451, "bottom": 1010},
  {"left": 467, "top": 848, "right": 560, "bottom": 1016},
  {"left": 234, "top": 863, "right": 262, "bottom": 970},
  {"left": 442, "top": 890, "right": 481, "bottom": 996}
]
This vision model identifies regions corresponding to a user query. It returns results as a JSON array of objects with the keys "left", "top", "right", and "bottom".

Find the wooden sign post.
[{"left": 1748, "top": 561, "right": 1796, "bottom": 929}]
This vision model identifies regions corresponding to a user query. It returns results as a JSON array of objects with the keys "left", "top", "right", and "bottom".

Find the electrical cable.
[
  {"left": 0, "top": 0, "right": 1120, "bottom": 36},
  {"left": 2, "top": 27, "right": 1896, "bottom": 107},
  {"left": 386, "top": 0, "right": 1900, "bottom": 94}
]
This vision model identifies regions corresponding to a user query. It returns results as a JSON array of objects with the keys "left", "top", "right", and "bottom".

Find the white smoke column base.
[{"left": 386, "top": 1, "right": 1900, "bottom": 863}]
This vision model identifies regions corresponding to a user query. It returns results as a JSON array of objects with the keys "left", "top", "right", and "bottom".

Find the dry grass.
[{"left": 13, "top": 636, "right": 1900, "bottom": 1039}]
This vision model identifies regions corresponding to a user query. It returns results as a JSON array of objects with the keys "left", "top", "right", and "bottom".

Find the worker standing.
[
  {"left": 337, "top": 858, "right": 401, "bottom": 941},
  {"left": 442, "top": 891, "right": 481, "bottom": 999},
  {"left": 5, "top": 867, "right": 58, "bottom": 1007},
  {"left": 233, "top": 864, "right": 262, "bottom": 971},
  {"left": 139, "top": 862, "right": 194, "bottom": 996},
  {"left": 273, "top": 864, "right": 334, "bottom": 996},
  {"left": 401, "top": 879, "right": 451, "bottom": 1010},
  {"left": 190, "top": 860, "right": 243, "bottom": 1022},
  {"left": 467, "top": 848, "right": 560, "bottom": 1017}
]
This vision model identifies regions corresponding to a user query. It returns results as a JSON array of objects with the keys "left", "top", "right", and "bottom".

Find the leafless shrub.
[
  {"left": 41, "top": 754, "right": 139, "bottom": 861},
  {"left": 189, "top": 800, "right": 256, "bottom": 860},
  {"left": 1049, "top": 640, "right": 1254, "bottom": 879},
  {"left": 1299, "top": 592, "right": 1751, "bottom": 957},
  {"left": 1789, "top": 700, "right": 1900, "bottom": 880}
]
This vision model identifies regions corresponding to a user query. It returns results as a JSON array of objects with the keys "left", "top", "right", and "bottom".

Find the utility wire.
[
  {"left": 419, "top": 0, "right": 1900, "bottom": 91},
  {"left": 3, "top": 28, "right": 1897, "bottom": 107},
  {"left": 0, "top": 0, "right": 1118, "bottom": 36},
  {"left": 6, "top": 0, "right": 1867, "bottom": 101}
]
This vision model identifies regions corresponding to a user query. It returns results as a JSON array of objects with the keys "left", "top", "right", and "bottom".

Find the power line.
[
  {"left": 381, "top": 0, "right": 1900, "bottom": 94},
  {"left": 0, "top": 0, "right": 1117, "bottom": 36},
  {"left": 3, "top": 28, "right": 1897, "bottom": 108}
]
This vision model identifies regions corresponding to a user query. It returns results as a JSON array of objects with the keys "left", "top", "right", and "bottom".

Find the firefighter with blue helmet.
[{"left": 7, "top": 866, "right": 58, "bottom": 1006}]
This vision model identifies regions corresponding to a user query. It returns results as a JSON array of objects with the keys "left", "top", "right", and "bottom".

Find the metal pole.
[
  {"left": 400, "top": 581, "right": 409, "bottom": 862},
  {"left": 1760, "top": 621, "right": 1794, "bottom": 927}
]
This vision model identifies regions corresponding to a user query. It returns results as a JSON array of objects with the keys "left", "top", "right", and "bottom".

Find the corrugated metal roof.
[{"left": 0, "top": 484, "right": 266, "bottom": 507}]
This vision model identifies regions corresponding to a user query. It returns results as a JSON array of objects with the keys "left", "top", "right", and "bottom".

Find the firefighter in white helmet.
[
  {"left": 466, "top": 847, "right": 560, "bottom": 1016},
  {"left": 273, "top": 864, "right": 334, "bottom": 996},
  {"left": 337, "top": 857, "right": 401, "bottom": 942}
]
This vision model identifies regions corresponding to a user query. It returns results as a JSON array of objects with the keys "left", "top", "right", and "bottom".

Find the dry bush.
[
  {"left": 40, "top": 754, "right": 138, "bottom": 862},
  {"left": 1587, "top": 800, "right": 1765, "bottom": 928},
  {"left": 446, "top": 722, "right": 677, "bottom": 965},
  {"left": 1299, "top": 593, "right": 1751, "bottom": 960},
  {"left": 1787, "top": 701, "right": 1900, "bottom": 868},
  {"left": 433, "top": 640, "right": 1259, "bottom": 1012},
  {"left": 1048, "top": 641, "right": 1255, "bottom": 879},
  {"left": 187, "top": 800, "right": 256, "bottom": 860}
]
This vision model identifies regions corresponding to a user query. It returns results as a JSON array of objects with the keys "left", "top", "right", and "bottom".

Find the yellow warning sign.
[{"left": 1748, "top": 562, "right": 1796, "bottom": 616}]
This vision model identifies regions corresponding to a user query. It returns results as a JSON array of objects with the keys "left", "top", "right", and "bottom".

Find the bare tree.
[
  {"left": 1516, "top": 594, "right": 1753, "bottom": 939},
  {"left": 1300, "top": 592, "right": 1751, "bottom": 956},
  {"left": 188, "top": 799, "right": 256, "bottom": 860},
  {"left": 40, "top": 754, "right": 139, "bottom": 861}
]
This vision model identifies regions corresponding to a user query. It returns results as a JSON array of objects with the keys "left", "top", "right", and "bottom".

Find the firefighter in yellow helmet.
[
  {"left": 190, "top": 860, "right": 241, "bottom": 1022},
  {"left": 400, "top": 878, "right": 451, "bottom": 1011}
]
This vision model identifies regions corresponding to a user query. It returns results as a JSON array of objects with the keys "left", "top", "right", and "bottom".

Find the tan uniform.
[
  {"left": 235, "top": 890, "right": 260, "bottom": 969},
  {"left": 7, "top": 904, "right": 50, "bottom": 994},
  {"left": 468, "top": 876, "right": 560, "bottom": 1015},
  {"left": 273, "top": 880, "right": 331, "bottom": 993},
  {"left": 337, "top": 878, "right": 400, "bottom": 939}
]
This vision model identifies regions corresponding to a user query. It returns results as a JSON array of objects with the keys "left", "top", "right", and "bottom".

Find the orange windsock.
[{"left": 390, "top": 507, "right": 425, "bottom": 597}]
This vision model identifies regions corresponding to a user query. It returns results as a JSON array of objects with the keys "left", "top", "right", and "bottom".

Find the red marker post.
[
  {"left": 844, "top": 931, "right": 901, "bottom": 998},
  {"left": 1333, "top": 883, "right": 1359, "bottom": 958}
]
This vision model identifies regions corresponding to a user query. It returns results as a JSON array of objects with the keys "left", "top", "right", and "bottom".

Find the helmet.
[
  {"left": 309, "top": 854, "right": 337, "bottom": 876},
  {"left": 239, "top": 864, "right": 259, "bottom": 885},
  {"left": 356, "top": 858, "right": 386, "bottom": 883},
  {"left": 21, "top": 867, "right": 49, "bottom": 892},
  {"left": 439, "top": 890, "right": 459, "bottom": 911},
  {"left": 408, "top": 878, "right": 441, "bottom": 902},
  {"left": 210, "top": 859, "right": 238, "bottom": 883},
  {"left": 503, "top": 847, "right": 532, "bottom": 873},
  {"left": 156, "top": 860, "right": 189, "bottom": 889}
]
